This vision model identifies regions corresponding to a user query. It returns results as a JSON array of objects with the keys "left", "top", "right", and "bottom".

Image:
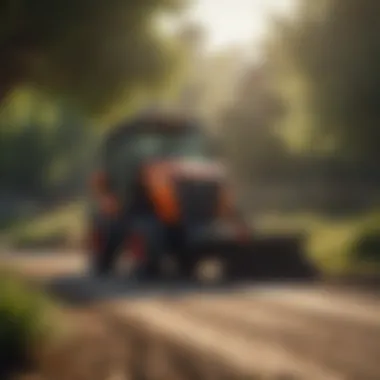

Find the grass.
[
  {"left": 252, "top": 210, "right": 380, "bottom": 275},
  {"left": 2, "top": 202, "right": 86, "bottom": 250},
  {"left": 2, "top": 198, "right": 380, "bottom": 275},
  {"left": 0, "top": 269, "right": 65, "bottom": 378}
]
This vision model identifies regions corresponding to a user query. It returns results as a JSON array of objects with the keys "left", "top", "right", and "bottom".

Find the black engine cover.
[{"left": 175, "top": 178, "right": 221, "bottom": 224}]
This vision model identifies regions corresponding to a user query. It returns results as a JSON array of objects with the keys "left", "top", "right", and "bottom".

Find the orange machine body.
[{"left": 140, "top": 159, "right": 233, "bottom": 224}]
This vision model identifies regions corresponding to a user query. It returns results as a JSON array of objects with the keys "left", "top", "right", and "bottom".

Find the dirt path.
[{"left": 3, "top": 252, "right": 380, "bottom": 380}]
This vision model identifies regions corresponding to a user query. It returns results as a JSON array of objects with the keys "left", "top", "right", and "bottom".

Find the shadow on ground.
[{"left": 45, "top": 274, "right": 316, "bottom": 306}]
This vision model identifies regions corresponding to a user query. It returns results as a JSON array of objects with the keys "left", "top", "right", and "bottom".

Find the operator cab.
[
  {"left": 103, "top": 112, "right": 217, "bottom": 168},
  {"left": 102, "top": 113, "right": 224, "bottom": 190},
  {"left": 100, "top": 111, "right": 227, "bottom": 224}
]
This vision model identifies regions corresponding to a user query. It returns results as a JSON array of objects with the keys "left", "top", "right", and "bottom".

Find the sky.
[{"left": 184, "top": 0, "right": 296, "bottom": 51}]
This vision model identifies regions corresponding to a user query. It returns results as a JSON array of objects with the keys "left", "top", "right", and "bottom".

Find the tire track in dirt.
[
  {"left": 106, "top": 300, "right": 342, "bottom": 380},
  {"left": 158, "top": 294, "right": 380, "bottom": 380},
  {"left": 3, "top": 252, "right": 380, "bottom": 379}
]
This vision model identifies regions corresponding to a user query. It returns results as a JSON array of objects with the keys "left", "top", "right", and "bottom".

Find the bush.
[
  {"left": 4, "top": 202, "right": 85, "bottom": 250},
  {"left": 307, "top": 212, "right": 380, "bottom": 275},
  {"left": 12, "top": 229, "right": 70, "bottom": 250},
  {"left": 0, "top": 271, "right": 59, "bottom": 378},
  {"left": 257, "top": 211, "right": 380, "bottom": 275},
  {"left": 352, "top": 229, "right": 380, "bottom": 264}
]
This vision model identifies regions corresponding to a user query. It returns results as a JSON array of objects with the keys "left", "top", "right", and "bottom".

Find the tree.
[
  {"left": 0, "top": 86, "right": 97, "bottom": 200},
  {"left": 271, "top": 0, "right": 380, "bottom": 161},
  {"left": 220, "top": 63, "right": 288, "bottom": 182},
  {"left": 0, "top": 0, "right": 186, "bottom": 117}
]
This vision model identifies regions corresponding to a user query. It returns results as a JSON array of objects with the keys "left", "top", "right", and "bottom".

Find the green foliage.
[
  {"left": 352, "top": 227, "right": 380, "bottom": 264},
  {"left": 271, "top": 0, "right": 380, "bottom": 160},
  {"left": 0, "top": 0, "right": 187, "bottom": 117},
  {"left": 0, "top": 272, "right": 59, "bottom": 376},
  {"left": 5, "top": 202, "right": 85, "bottom": 249},
  {"left": 0, "top": 90, "right": 98, "bottom": 202},
  {"left": 255, "top": 211, "right": 380, "bottom": 275},
  {"left": 220, "top": 63, "right": 289, "bottom": 181},
  {"left": 0, "top": 123, "right": 53, "bottom": 195}
]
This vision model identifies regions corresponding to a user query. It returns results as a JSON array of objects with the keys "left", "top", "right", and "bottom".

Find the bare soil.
[
  {"left": 4, "top": 252, "right": 380, "bottom": 380},
  {"left": 13, "top": 309, "right": 128, "bottom": 380}
]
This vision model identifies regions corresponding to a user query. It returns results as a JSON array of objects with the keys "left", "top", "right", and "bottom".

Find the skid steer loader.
[{"left": 86, "top": 111, "right": 319, "bottom": 284}]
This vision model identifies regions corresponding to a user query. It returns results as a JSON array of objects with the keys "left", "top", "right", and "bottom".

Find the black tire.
[
  {"left": 189, "top": 254, "right": 229, "bottom": 285},
  {"left": 129, "top": 214, "right": 166, "bottom": 281},
  {"left": 89, "top": 249, "right": 117, "bottom": 277},
  {"left": 138, "top": 259, "right": 161, "bottom": 281},
  {"left": 88, "top": 229, "right": 121, "bottom": 277},
  {"left": 87, "top": 214, "right": 119, "bottom": 277}
]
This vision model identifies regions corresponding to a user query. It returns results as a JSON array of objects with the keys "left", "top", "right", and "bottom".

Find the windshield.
[
  {"left": 102, "top": 127, "right": 218, "bottom": 194},
  {"left": 160, "top": 132, "right": 210, "bottom": 158},
  {"left": 106, "top": 130, "right": 211, "bottom": 165},
  {"left": 103, "top": 130, "right": 215, "bottom": 182}
]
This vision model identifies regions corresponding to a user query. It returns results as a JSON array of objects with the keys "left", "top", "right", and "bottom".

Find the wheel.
[
  {"left": 87, "top": 224, "right": 122, "bottom": 278},
  {"left": 135, "top": 252, "right": 180, "bottom": 282},
  {"left": 89, "top": 249, "right": 116, "bottom": 277},
  {"left": 90, "top": 247, "right": 134, "bottom": 279},
  {"left": 86, "top": 213, "right": 121, "bottom": 277},
  {"left": 160, "top": 254, "right": 180, "bottom": 279},
  {"left": 128, "top": 215, "right": 166, "bottom": 281},
  {"left": 138, "top": 259, "right": 161, "bottom": 281},
  {"left": 191, "top": 254, "right": 228, "bottom": 285}
]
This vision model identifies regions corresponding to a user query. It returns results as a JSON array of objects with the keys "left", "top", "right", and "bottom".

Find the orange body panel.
[
  {"left": 91, "top": 161, "right": 230, "bottom": 223},
  {"left": 142, "top": 160, "right": 227, "bottom": 224},
  {"left": 143, "top": 163, "right": 180, "bottom": 224}
]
